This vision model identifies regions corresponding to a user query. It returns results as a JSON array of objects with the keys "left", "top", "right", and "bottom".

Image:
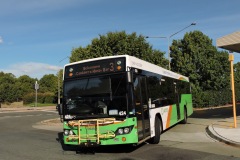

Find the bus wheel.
[
  {"left": 149, "top": 116, "right": 162, "bottom": 144},
  {"left": 181, "top": 108, "right": 187, "bottom": 124}
]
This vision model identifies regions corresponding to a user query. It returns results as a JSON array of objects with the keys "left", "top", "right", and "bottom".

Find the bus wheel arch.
[{"left": 148, "top": 114, "right": 162, "bottom": 144}]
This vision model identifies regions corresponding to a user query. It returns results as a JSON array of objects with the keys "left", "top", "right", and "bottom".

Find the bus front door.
[{"left": 134, "top": 76, "right": 150, "bottom": 141}]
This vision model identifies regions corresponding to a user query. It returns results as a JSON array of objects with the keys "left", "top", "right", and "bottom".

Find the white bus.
[{"left": 58, "top": 55, "right": 193, "bottom": 147}]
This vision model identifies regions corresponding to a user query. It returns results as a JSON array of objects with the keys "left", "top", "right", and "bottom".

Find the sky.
[{"left": 0, "top": 0, "right": 240, "bottom": 79}]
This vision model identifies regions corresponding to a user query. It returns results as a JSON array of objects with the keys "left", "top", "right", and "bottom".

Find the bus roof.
[{"left": 64, "top": 55, "right": 189, "bottom": 82}]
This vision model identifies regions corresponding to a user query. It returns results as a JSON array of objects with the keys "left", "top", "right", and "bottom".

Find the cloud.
[
  {"left": 0, "top": 62, "right": 62, "bottom": 79},
  {"left": 0, "top": 36, "right": 3, "bottom": 44}
]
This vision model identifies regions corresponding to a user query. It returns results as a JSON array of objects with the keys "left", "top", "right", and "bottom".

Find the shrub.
[{"left": 23, "top": 92, "right": 55, "bottom": 104}]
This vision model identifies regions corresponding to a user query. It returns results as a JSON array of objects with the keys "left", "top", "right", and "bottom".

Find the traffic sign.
[{"left": 35, "top": 81, "right": 39, "bottom": 90}]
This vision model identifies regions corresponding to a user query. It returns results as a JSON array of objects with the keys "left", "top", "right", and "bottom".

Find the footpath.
[{"left": 206, "top": 116, "right": 240, "bottom": 148}]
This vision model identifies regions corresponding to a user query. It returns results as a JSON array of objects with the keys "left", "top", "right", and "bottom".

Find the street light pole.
[
  {"left": 58, "top": 72, "right": 60, "bottom": 105},
  {"left": 146, "top": 22, "right": 196, "bottom": 70},
  {"left": 167, "top": 37, "right": 170, "bottom": 69},
  {"left": 58, "top": 56, "right": 69, "bottom": 105}
]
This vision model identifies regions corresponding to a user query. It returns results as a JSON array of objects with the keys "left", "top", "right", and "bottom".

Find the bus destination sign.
[{"left": 65, "top": 58, "right": 125, "bottom": 79}]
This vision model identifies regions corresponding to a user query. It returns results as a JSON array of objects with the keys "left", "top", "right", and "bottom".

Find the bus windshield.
[{"left": 63, "top": 73, "right": 128, "bottom": 118}]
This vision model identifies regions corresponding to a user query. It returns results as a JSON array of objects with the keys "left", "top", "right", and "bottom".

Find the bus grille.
[{"left": 67, "top": 118, "right": 116, "bottom": 144}]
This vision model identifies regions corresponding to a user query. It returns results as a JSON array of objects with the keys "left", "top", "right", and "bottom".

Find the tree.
[
  {"left": 0, "top": 72, "right": 17, "bottom": 102},
  {"left": 0, "top": 71, "right": 61, "bottom": 104},
  {"left": 234, "top": 62, "right": 240, "bottom": 84},
  {"left": 69, "top": 31, "right": 168, "bottom": 68},
  {"left": 234, "top": 62, "right": 240, "bottom": 101},
  {"left": 14, "top": 75, "right": 36, "bottom": 101},
  {"left": 39, "top": 74, "right": 58, "bottom": 93},
  {"left": 170, "top": 31, "right": 230, "bottom": 107},
  {"left": 34, "top": 74, "right": 58, "bottom": 104}
]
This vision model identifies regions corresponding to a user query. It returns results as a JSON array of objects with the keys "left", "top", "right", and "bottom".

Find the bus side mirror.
[{"left": 57, "top": 104, "right": 63, "bottom": 115}]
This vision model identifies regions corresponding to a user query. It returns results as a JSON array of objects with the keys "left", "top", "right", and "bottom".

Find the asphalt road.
[{"left": 0, "top": 108, "right": 240, "bottom": 160}]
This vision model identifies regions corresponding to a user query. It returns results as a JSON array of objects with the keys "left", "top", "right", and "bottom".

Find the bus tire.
[
  {"left": 149, "top": 116, "right": 162, "bottom": 144},
  {"left": 181, "top": 108, "right": 187, "bottom": 124}
]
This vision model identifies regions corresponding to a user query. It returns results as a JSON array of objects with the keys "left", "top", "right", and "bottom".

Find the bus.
[{"left": 58, "top": 55, "right": 193, "bottom": 147}]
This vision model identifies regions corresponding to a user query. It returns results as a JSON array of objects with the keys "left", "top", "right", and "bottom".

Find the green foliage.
[
  {"left": 39, "top": 74, "right": 58, "bottom": 93},
  {"left": 0, "top": 73, "right": 38, "bottom": 103},
  {"left": 69, "top": 31, "right": 168, "bottom": 68},
  {"left": 0, "top": 72, "right": 59, "bottom": 105},
  {"left": 44, "top": 93, "right": 55, "bottom": 103},
  {"left": 0, "top": 72, "right": 17, "bottom": 102},
  {"left": 22, "top": 93, "right": 35, "bottom": 104},
  {"left": 234, "top": 62, "right": 240, "bottom": 102},
  {"left": 15, "top": 75, "right": 36, "bottom": 100},
  {"left": 23, "top": 92, "right": 55, "bottom": 105},
  {"left": 39, "top": 92, "right": 55, "bottom": 104},
  {"left": 170, "top": 31, "right": 230, "bottom": 107}
]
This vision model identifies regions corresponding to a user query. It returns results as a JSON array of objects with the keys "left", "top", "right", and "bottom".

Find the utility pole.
[{"left": 229, "top": 54, "right": 237, "bottom": 128}]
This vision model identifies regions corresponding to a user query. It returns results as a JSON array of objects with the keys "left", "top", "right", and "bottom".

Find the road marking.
[
  {"left": 0, "top": 113, "right": 55, "bottom": 120},
  {"left": 0, "top": 109, "right": 57, "bottom": 114},
  {"left": 43, "top": 110, "right": 58, "bottom": 113}
]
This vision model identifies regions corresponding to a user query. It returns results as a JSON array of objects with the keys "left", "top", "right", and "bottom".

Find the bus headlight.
[
  {"left": 118, "top": 128, "right": 124, "bottom": 135},
  {"left": 64, "top": 130, "right": 75, "bottom": 136},
  {"left": 115, "top": 126, "right": 133, "bottom": 135},
  {"left": 124, "top": 128, "right": 130, "bottom": 134},
  {"left": 69, "top": 130, "right": 74, "bottom": 135},
  {"left": 64, "top": 130, "right": 69, "bottom": 136}
]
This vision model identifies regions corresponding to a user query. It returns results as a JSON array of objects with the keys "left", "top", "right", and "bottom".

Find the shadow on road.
[
  {"left": 191, "top": 105, "right": 240, "bottom": 119},
  {"left": 56, "top": 132, "right": 143, "bottom": 154}
]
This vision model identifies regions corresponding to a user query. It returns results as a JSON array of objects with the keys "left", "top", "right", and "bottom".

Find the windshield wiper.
[
  {"left": 113, "top": 76, "right": 124, "bottom": 96},
  {"left": 84, "top": 78, "right": 90, "bottom": 90}
]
